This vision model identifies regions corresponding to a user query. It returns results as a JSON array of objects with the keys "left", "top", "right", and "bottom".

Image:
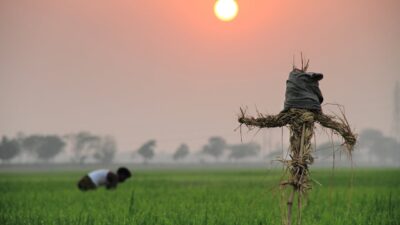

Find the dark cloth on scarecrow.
[{"left": 283, "top": 69, "right": 324, "bottom": 112}]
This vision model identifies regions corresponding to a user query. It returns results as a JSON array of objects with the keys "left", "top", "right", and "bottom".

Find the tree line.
[
  {"left": 0, "top": 132, "right": 117, "bottom": 164},
  {"left": 134, "top": 136, "right": 261, "bottom": 163},
  {"left": 1, "top": 129, "right": 399, "bottom": 164},
  {"left": 0, "top": 133, "right": 261, "bottom": 164}
]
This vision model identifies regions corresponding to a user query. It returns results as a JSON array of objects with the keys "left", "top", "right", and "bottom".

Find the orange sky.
[{"left": 1, "top": 0, "right": 399, "bottom": 153}]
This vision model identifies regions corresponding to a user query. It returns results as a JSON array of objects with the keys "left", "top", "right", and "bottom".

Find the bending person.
[{"left": 77, "top": 167, "right": 131, "bottom": 191}]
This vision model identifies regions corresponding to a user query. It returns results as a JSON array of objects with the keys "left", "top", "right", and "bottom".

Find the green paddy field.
[{"left": 0, "top": 168, "right": 399, "bottom": 225}]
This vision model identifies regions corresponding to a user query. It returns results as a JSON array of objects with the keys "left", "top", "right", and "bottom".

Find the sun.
[{"left": 214, "top": 0, "right": 239, "bottom": 22}]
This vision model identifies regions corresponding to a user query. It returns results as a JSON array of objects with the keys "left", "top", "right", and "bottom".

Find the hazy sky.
[{"left": 1, "top": 0, "right": 399, "bottom": 153}]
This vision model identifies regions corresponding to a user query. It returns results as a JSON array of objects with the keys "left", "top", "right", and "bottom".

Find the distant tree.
[
  {"left": 393, "top": 81, "right": 400, "bottom": 141},
  {"left": 358, "top": 129, "right": 400, "bottom": 165},
  {"left": 67, "top": 132, "right": 101, "bottom": 164},
  {"left": 137, "top": 140, "right": 156, "bottom": 163},
  {"left": 173, "top": 143, "right": 190, "bottom": 161},
  {"left": 93, "top": 136, "right": 117, "bottom": 164},
  {"left": 202, "top": 136, "right": 226, "bottom": 161},
  {"left": 371, "top": 136, "right": 400, "bottom": 164},
  {"left": 0, "top": 136, "right": 20, "bottom": 163},
  {"left": 36, "top": 135, "right": 65, "bottom": 161},
  {"left": 358, "top": 129, "right": 384, "bottom": 149},
  {"left": 21, "top": 135, "right": 42, "bottom": 156},
  {"left": 228, "top": 142, "right": 260, "bottom": 161},
  {"left": 21, "top": 135, "right": 65, "bottom": 162}
]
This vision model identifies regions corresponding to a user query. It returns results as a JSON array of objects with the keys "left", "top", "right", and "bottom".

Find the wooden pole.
[{"left": 287, "top": 186, "right": 296, "bottom": 225}]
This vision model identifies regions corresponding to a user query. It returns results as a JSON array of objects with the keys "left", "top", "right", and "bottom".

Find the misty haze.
[{"left": 0, "top": 1, "right": 399, "bottom": 225}]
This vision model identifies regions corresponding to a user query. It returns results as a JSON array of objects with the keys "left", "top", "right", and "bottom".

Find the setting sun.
[{"left": 214, "top": 0, "right": 239, "bottom": 22}]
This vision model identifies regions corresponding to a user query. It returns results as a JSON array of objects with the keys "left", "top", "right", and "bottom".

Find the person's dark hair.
[{"left": 117, "top": 167, "right": 131, "bottom": 178}]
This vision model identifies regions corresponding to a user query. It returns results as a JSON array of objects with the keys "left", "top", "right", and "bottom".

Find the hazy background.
[{"left": 1, "top": 0, "right": 399, "bottom": 165}]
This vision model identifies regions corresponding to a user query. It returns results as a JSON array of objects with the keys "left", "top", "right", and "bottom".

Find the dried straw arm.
[
  {"left": 314, "top": 113, "right": 357, "bottom": 151},
  {"left": 238, "top": 112, "right": 291, "bottom": 129}
]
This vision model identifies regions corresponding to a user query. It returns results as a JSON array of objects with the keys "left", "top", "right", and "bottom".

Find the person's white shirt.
[{"left": 88, "top": 169, "right": 110, "bottom": 187}]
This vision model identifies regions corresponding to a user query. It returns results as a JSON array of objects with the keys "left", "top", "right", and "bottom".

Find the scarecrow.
[{"left": 238, "top": 58, "right": 357, "bottom": 225}]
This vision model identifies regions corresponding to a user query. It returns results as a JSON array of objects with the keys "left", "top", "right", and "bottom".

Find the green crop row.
[{"left": 0, "top": 169, "right": 399, "bottom": 225}]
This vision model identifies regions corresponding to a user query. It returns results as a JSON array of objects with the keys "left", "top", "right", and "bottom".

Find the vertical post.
[
  {"left": 286, "top": 112, "right": 314, "bottom": 225},
  {"left": 287, "top": 186, "right": 296, "bottom": 225}
]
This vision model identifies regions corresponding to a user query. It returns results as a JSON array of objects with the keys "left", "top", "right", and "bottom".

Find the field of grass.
[{"left": 0, "top": 168, "right": 399, "bottom": 225}]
